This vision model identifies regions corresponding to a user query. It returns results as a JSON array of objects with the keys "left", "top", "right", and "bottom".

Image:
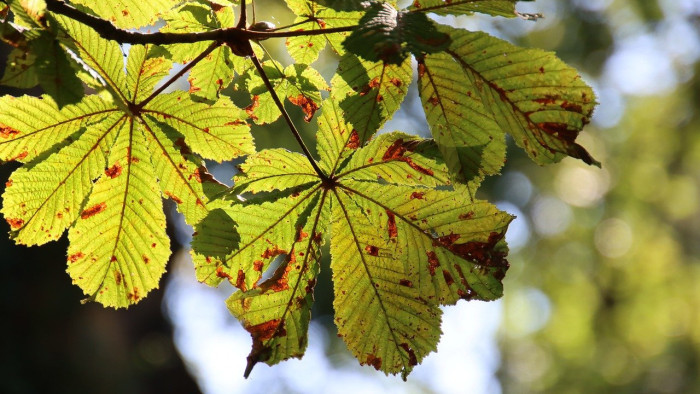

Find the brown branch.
[
  {"left": 249, "top": 52, "right": 328, "bottom": 182},
  {"left": 44, "top": 0, "right": 355, "bottom": 45}
]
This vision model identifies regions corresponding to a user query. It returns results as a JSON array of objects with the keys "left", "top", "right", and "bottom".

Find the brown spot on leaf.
[
  {"left": 164, "top": 191, "right": 183, "bottom": 204},
  {"left": 443, "top": 270, "right": 454, "bottom": 286},
  {"left": 359, "top": 77, "right": 381, "bottom": 96},
  {"left": 386, "top": 210, "right": 397, "bottom": 238},
  {"left": 11, "top": 151, "right": 28, "bottom": 161},
  {"left": 457, "top": 288, "right": 475, "bottom": 300},
  {"left": 345, "top": 129, "right": 360, "bottom": 149},
  {"left": 427, "top": 251, "right": 439, "bottom": 276},
  {"left": 143, "top": 255, "right": 150, "bottom": 264},
  {"left": 288, "top": 95, "right": 319, "bottom": 122},
  {"left": 105, "top": 164, "right": 122, "bottom": 178},
  {"left": 365, "top": 355, "right": 382, "bottom": 370},
  {"left": 245, "top": 95, "right": 260, "bottom": 120},
  {"left": 382, "top": 139, "right": 408, "bottom": 161},
  {"left": 0, "top": 124, "right": 20, "bottom": 139},
  {"left": 253, "top": 260, "right": 264, "bottom": 272},
  {"left": 115, "top": 270, "right": 123, "bottom": 286},
  {"left": 410, "top": 192, "right": 425, "bottom": 200},
  {"left": 365, "top": 245, "right": 379, "bottom": 256},
  {"left": 128, "top": 287, "right": 140, "bottom": 301},
  {"left": 305, "top": 278, "right": 316, "bottom": 294},
  {"left": 261, "top": 246, "right": 287, "bottom": 259},
  {"left": 436, "top": 232, "right": 508, "bottom": 267},
  {"left": 428, "top": 96, "right": 439, "bottom": 106},
  {"left": 534, "top": 96, "right": 557, "bottom": 106},
  {"left": 390, "top": 78, "right": 403, "bottom": 87},
  {"left": 248, "top": 319, "right": 284, "bottom": 343},
  {"left": 538, "top": 122, "right": 578, "bottom": 143},
  {"left": 5, "top": 179, "right": 12, "bottom": 187},
  {"left": 560, "top": 101, "right": 583, "bottom": 113},
  {"left": 216, "top": 266, "right": 232, "bottom": 280},
  {"left": 191, "top": 166, "right": 216, "bottom": 184},
  {"left": 236, "top": 270, "right": 247, "bottom": 291},
  {"left": 417, "top": 61, "right": 426, "bottom": 78},
  {"left": 296, "top": 227, "right": 309, "bottom": 242},
  {"left": 399, "top": 279, "right": 413, "bottom": 287},
  {"left": 81, "top": 203, "right": 106, "bottom": 219},
  {"left": 267, "top": 263, "right": 291, "bottom": 292},
  {"left": 6, "top": 217, "right": 23, "bottom": 229},
  {"left": 381, "top": 139, "right": 435, "bottom": 176},
  {"left": 459, "top": 211, "right": 474, "bottom": 220},
  {"left": 68, "top": 252, "right": 84, "bottom": 263},
  {"left": 400, "top": 343, "right": 418, "bottom": 367},
  {"left": 110, "top": 255, "right": 117, "bottom": 262}
]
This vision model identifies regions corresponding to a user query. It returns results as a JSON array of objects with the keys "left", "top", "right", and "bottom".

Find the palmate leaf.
[
  {"left": 0, "top": 17, "right": 253, "bottom": 308},
  {"left": 192, "top": 101, "right": 513, "bottom": 378}
]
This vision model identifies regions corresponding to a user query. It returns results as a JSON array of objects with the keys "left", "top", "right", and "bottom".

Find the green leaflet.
[
  {"left": 408, "top": 0, "right": 528, "bottom": 18},
  {"left": 0, "top": 16, "right": 253, "bottom": 308},
  {"left": 439, "top": 26, "right": 598, "bottom": 166},
  {"left": 69, "top": 0, "right": 179, "bottom": 28},
  {"left": 417, "top": 52, "right": 505, "bottom": 193},
  {"left": 285, "top": 0, "right": 364, "bottom": 61},
  {"left": 24, "top": 31, "right": 84, "bottom": 106},
  {"left": 192, "top": 126, "right": 513, "bottom": 378},
  {"left": 0, "top": 48, "right": 39, "bottom": 88},
  {"left": 331, "top": 54, "right": 412, "bottom": 147},
  {"left": 343, "top": 2, "right": 450, "bottom": 65},
  {"left": 66, "top": 119, "right": 171, "bottom": 308}
]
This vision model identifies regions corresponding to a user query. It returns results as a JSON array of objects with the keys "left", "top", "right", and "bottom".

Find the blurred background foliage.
[{"left": 2, "top": 0, "right": 700, "bottom": 393}]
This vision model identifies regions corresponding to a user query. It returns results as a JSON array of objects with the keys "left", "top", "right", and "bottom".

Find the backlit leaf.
[
  {"left": 193, "top": 124, "right": 513, "bottom": 378},
  {"left": 1, "top": 16, "right": 253, "bottom": 307},
  {"left": 69, "top": 0, "right": 179, "bottom": 28},
  {"left": 331, "top": 54, "right": 412, "bottom": 146},
  {"left": 440, "top": 26, "right": 598, "bottom": 166},
  {"left": 408, "top": 0, "right": 524, "bottom": 18}
]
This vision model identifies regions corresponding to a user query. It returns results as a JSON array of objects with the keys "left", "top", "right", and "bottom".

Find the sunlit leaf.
[
  {"left": 69, "top": 0, "right": 179, "bottom": 28},
  {"left": 331, "top": 54, "right": 412, "bottom": 146},
  {"left": 439, "top": 25, "right": 598, "bottom": 166},
  {"left": 408, "top": 0, "right": 524, "bottom": 18},
  {"left": 1, "top": 15, "right": 253, "bottom": 307},
  {"left": 192, "top": 122, "right": 513, "bottom": 378}
]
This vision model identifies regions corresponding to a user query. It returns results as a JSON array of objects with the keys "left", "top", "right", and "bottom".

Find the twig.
[
  {"left": 237, "top": 0, "right": 246, "bottom": 29},
  {"left": 249, "top": 52, "right": 328, "bottom": 181}
]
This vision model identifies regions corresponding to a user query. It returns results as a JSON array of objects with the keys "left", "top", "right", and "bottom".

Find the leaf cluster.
[{"left": 0, "top": 0, "right": 597, "bottom": 379}]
